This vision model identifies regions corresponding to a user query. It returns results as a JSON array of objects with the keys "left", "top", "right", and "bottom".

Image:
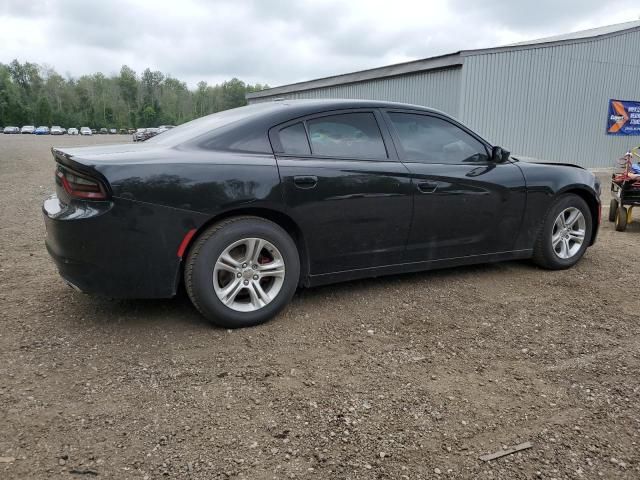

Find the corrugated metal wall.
[
  {"left": 250, "top": 30, "right": 639, "bottom": 168},
  {"left": 459, "top": 30, "right": 640, "bottom": 168},
  {"left": 250, "top": 67, "right": 462, "bottom": 117}
]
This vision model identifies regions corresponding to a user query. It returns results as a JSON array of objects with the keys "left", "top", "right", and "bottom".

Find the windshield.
[{"left": 145, "top": 103, "right": 280, "bottom": 147}]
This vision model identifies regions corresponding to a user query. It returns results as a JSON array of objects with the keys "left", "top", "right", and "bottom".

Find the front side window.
[
  {"left": 306, "top": 113, "right": 387, "bottom": 159},
  {"left": 388, "top": 113, "right": 489, "bottom": 164}
]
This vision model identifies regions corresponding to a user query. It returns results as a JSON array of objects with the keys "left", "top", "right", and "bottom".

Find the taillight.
[{"left": 56, "top": 166, "right": 108, "bottom": 200}]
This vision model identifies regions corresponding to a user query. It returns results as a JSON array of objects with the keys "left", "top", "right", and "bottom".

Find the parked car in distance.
[
  {"left": 99, "top": 128, "right": 108, "bottom": 134},
  {"left": 119, "top": 128, "right": 128, "bottom": 135},
  {"left": 43, "top": 100, "right": 601, "bottom": 328},
  {"left": 109, "top": 128, "right": 117, "bottom": 134},
  {"left": 50, "top": 126, "right": 64, "bottom": 135},
  {"left": 68, "top": 128, "right": 79, "bottom": 135},
  {"left": 3, "top": 126, "right": 20, "bottom": 134},
  {"left": 34, "top": 126, "right": 50, "bottom": 135},
  {"left": 80, "top": 127, "right": 92, "bottom": 136},
  {"left": 133, "top": 128, "right": 147, "bottom": 142},
  {"left": 145, "top": 127, "right": 160, "bottom": 140},
  {"left": 91, "top": 129, "right": 97, "bottom": 134},
  {"left": 21, "top": 125, "right": 35, "bottom": 134},
  {"left": 133, "top": 127, "right": 162, "bottom": 142}
]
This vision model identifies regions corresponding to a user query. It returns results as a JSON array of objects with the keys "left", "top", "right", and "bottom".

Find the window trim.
[
  {"left": 268, "top": 108, "right": 398, "bottom": 162},
  {"left": 381, "top": 109, "right": 494, "bottom": 165}
]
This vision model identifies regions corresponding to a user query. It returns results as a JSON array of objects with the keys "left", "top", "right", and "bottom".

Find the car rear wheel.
[
  {"left": 608, "top": 198, "right": 618, "bottom": 222},
  {"left": 184, "top": 216, "right": 300, "bottom": 328},
  {"left": 532, "top": 194, "right": 592, "bottom": 270}
]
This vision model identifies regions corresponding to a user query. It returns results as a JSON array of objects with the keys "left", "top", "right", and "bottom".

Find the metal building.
[{"left": 247, "top": 21, "right": 640, "bottom": 168}]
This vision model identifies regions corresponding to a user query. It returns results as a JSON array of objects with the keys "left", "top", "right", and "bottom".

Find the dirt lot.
[{"left": 0, "top": 134, "right": 639, "bottom": 479}]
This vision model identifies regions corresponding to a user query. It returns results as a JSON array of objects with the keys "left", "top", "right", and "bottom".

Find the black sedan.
[{"left": 43, "top": 100, "right": 600, "bottom": 328}]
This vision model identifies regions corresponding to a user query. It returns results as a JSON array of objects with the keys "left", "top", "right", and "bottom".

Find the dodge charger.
[{"left": 43, "top": 100, "right": 600, "bottom": 328}]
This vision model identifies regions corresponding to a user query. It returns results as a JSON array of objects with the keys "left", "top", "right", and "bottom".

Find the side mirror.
[{"left": 491, "top": 146, "right": 510, "bottom": 163}]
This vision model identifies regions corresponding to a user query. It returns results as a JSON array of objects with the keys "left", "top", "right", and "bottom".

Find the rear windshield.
[{"left": 145, "top": 103, "right": 279, "bottom": 147}]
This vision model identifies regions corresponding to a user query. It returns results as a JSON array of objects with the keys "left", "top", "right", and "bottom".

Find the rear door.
[
  {"left": 383, "top": 110, "right": 526, "bottom": 262},
  {"left": 270, "top": 109, "right": 413, "bottom": 275}
]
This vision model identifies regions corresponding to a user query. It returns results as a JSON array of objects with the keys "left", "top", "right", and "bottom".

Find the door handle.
[
  {"left": 293, "top": 175, "right": 318, "bottom": 189},
  {"left": 417, "top": 181, "right": 438, "bottom": 193}
]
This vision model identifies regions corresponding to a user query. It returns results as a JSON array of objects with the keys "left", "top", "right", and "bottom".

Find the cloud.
[
  {"left": 449, "top": 0, "right": 639, "bottom": 31},
  {"left": 0, "top": 0, "right": 638, "bottom": 87}
]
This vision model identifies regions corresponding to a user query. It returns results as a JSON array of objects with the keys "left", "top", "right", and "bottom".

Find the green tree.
[
  {"left": 0, "top": 64, "right": 24, "bottom": 125},
  {"left": 0, "top": 59, "right": 269, "bottom": 128},
  {"left": 141, "top": 105, "right": 156, "bottom": 125},
  {"left": 36, "top": 96, "right": 52, "bottom": 125},
  {"left": 118, "top": 65, "right": 138, "bottom": 127}
]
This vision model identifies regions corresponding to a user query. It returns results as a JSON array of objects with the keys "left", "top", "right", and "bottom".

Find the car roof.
[
  {"left": 255, "top": 98, "right": 445, "bottom": 117},
  {"left": 146, "top": 99, "right": 451, "bottom": 149}
]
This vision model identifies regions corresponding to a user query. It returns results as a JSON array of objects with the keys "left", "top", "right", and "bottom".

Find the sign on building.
[{"left": 607, "top": 99, "right": 640, "bottom": 135}]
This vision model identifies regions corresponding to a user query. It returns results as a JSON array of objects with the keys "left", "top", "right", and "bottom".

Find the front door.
[
  {"left": 383, "top": 110, "right": 527, "bottom": 262},
  {"left": 271, "top": 110, "right": 413, "bottom": 275}
]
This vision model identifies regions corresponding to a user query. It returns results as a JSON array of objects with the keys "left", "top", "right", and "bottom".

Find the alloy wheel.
[
  {"left": 212, "top": 237, "right": 285, "bottom": 312},
  {"left": 551, "top": 207, "right": 586, "bottom": 259}
]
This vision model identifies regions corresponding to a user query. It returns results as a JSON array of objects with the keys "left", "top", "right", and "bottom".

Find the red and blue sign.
[{"left": 607, "top": 99, "right": 640, "bottom": 136}]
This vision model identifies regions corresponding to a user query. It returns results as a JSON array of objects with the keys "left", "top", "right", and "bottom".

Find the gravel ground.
[{"left": 1, "top": 134, "right": 639, "bottom": 479}]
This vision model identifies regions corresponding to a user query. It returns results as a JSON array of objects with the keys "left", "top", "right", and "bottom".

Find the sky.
[{"left": 1, "top": 0, "right": 639, "bottom": 88}]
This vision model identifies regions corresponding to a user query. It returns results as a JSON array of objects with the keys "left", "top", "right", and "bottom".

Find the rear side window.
[
  {"left": 279, "top": 122, "right": 311, "bottom": 155},
  {"left": 306, "top": 113, "right": 387, "bottom": 159},
  {"left": 198, "top": 127, "right": 272, "bottom": 153},
  {"left": 388, "top": 113, "right": 489, "bottom": 164}
]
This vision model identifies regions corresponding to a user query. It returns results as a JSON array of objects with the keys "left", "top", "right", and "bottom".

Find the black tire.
[
  {"left": 184, "top": 216, "right": 300, "bottom": 328},
  {"left": 532, "top": 194, "right": 592, "bottom": 270},
  {"left": 608, "top": 198, "right": 618, "bottom": 222},
  {"left": 615, "top": 206, "right": 628, "bottom": 232}
]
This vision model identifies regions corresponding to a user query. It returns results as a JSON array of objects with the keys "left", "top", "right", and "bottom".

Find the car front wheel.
[
  {"left": 184, "top": 216, "right": 300, "bottom": 328},
  {"left": 532, "top": 194, "right": 592, "bottom": 270}
]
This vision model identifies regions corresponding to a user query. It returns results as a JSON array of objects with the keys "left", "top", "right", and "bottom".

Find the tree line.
[{"left": 0, "top": 60, "right": 268, "bottom": 128}]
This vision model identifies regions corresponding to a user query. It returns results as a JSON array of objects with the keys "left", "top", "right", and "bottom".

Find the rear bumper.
[
  {"left": 43, "top": 195, "right": 207, "bottom": 298},
  {"left": 45, "top": 241, "right": 112, "bottom": 294}
]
